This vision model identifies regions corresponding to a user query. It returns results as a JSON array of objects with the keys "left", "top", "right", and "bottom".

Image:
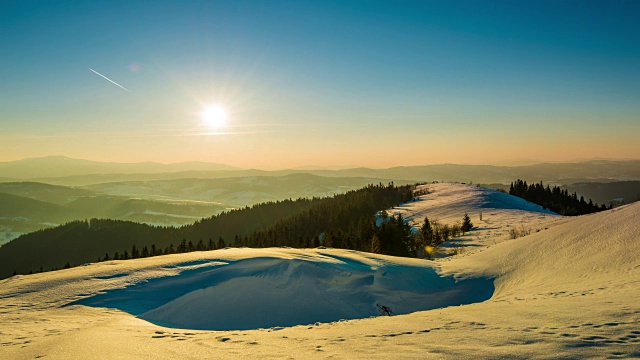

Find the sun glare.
[{"left": 201, "top": 105, "right": 228, "bottom": 130}]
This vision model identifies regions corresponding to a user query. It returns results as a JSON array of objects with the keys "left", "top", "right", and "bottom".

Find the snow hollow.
[{"left": 70, "top": 249, "right": 494, "bottom": 330}]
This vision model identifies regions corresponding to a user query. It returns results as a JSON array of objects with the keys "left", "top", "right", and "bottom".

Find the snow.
[
  {"left": 71, "top": 250, "right": 492, "bottom": 331},
  {"left": 388, "top": 183, "right": 565, "bottom": 256},
  {"left": 1, "top": 183, "right": 639, "bottom": 359}
]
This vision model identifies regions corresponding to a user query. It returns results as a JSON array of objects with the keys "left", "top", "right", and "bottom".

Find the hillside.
[
  {"left": 81, "top": 173, "right": 397, "bottom": 206},
  {"left": 0, "top": 182, "right": 94, "bottom": 205},
  {"left": 564, "top": 180, "right": 640, "bottom": 205},
  {"left": 0, "top": 184, "right": 412, "bottom": 278},
  {"left": 0, "top": 193, "right": 72, "bottom": 245},
  {"left": 0, "top": 192, "right": 69, "bottom": 219},
  {"left": 0, "top": 184, "right": 638, "bottom": 358},
  {"left": 0, "top": 175, "right": 392, "bottom": 244},
  {"left": 0, "top": 183, "right": 224, "bottom": 245}
]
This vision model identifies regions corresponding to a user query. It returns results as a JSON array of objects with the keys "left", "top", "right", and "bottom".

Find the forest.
[
  {"left": 1, "top": 183, "right": 415, "bottom": 277},
  {"left": 509, "top": 179, "right": 609, "bottom": 215}
]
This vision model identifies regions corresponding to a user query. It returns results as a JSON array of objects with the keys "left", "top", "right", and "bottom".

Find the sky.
[{"left": 1, "top": 0, "right": 639, "bottom": 169}]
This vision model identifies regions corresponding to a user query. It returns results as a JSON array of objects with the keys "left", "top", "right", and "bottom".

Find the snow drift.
[{"left": 72, "top": 250, "right": 493, "bottom": 330}]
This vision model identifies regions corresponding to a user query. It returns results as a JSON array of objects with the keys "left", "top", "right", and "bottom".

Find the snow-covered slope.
[
  {"left": 389, "top": 183, "right": 564, "bottom": 255},
  {"left": 1, "top": 183, "right": 638, "bottom": 359},
  {"left": 69, "top": 250, "right": 492, "bottom": 331}
]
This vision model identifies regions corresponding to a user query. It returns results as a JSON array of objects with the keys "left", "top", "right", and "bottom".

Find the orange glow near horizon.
[{"left": 0, "top": 120, "right": 638, "bottom": 170}]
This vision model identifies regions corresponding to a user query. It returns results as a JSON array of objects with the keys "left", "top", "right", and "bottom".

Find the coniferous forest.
[
  {"left": 509, "top": 179, "right": 609, "bottom": 215},
  {"left": 0, "top": 183, "right": 415, "bottom": 278},
  {"left": 3, "top": 179, "right": 617, "bottom": 278}
]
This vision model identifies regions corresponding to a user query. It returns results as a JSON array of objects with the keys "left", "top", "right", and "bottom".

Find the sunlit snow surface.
[
  {"left": 2, "top": 183, "right": 639, "bottom": 359},
  {"left": 71, "top": 251, "right": 493, "bottom": 330}
]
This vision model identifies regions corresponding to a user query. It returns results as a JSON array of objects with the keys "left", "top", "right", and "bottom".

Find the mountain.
[
  {"left": 0, "top": 156, "right": 239, "bottom": 179},
  {"left": 330, "top": 160, "right": 640, "bottom": 184},
  {"left": 563, "top": 181, "right": 640, "bottom": 205},
  {"left": 81, "top": 173, "right": 400, "bottom": 206},
  {"left": 0, "top": 181, "right": 95, "bottom": 205},
  {"left": 2, "top": 157, "right": 640, "bottom": 186},
  {"left": 0, "top": 183, "right": 225, "bottom": 245}
]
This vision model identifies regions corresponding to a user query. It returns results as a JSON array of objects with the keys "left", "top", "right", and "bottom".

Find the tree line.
[
  {"left": 94, "top": 182, "right": 416, "bottom": 261},
  {"left": 3, "top": 183, "right": 417, "bottom": 277},
  {"left": 509, "top": 179, "right": 609, "bottom": 215},
  {"left": 98, "top": 208, "right": 474, "bottom": 264}
]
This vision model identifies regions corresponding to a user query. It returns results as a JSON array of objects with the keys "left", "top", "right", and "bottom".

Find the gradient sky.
[{"left": 1, "top": 0, "right": 639, "bottom": 169}]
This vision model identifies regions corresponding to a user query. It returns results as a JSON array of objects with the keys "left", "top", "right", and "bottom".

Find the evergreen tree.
[
  {"left": 419, "top": 216, "right": 433, "bottom": 246},
  {"left": 509, "top": 179, "right": 603, "bottom": 215},
  {"left": 178, "top": 239, "right": 187, "bottom": 253},
  {"left": 461, "top": 213, "right": 473, "bottom": 234},
  {"left": 370, "top": 234, "right": 381, "bottom": 254}
]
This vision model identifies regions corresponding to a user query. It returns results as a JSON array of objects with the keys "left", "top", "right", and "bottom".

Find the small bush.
[{"left": 508, "top": 225, "right": 531, "bottom": 239}]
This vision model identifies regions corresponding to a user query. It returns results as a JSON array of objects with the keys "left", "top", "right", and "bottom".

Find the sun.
[{"left": 201, "top": 105, "right": 228, "bottom": 130}]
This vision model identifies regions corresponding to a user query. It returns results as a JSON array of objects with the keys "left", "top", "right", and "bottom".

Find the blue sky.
[{"left": 1, "top": 0, "right": 638, "bottom": 168}]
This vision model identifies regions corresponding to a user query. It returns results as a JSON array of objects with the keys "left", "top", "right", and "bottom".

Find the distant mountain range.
[
  {"left": 0, "top": 156, "right": 239, "bottom": 179},
  {"left": 1, "top": 157, "right": 640, "bottom": 186}
]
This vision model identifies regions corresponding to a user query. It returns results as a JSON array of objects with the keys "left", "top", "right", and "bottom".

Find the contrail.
[{"left": 89, "top": 68, "right": 129, "bottom": 92}]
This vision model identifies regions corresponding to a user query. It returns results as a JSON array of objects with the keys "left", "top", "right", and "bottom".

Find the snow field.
[{"left": 1, "top": 183, "right": 638, "bottom": 359}]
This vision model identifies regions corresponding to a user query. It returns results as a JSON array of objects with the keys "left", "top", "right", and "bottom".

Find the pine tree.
[
  {"left": 419, "top": 216, "right": 433, "bottom": 246},
  {"left": 370, "top": 234, "right": 381, "bottom": 254},
  {"left": 461, "top": 213, "right": 473, "bottom": 234}
]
